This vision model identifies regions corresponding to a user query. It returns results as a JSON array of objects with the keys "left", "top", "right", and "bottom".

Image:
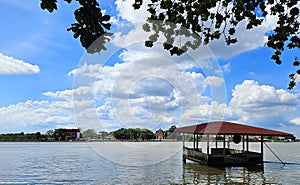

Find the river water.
[{"left": 0, "top": 142, "right": 299, "bottom": 184}]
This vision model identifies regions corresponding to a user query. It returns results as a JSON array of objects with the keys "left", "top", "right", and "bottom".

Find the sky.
[{"left": 0, "top": 0, "right": 300, "bottom": 137}]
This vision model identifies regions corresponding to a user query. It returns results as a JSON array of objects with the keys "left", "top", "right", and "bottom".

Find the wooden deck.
[{"left": 183, "top": 147, "right": 263, "bottom": 166}]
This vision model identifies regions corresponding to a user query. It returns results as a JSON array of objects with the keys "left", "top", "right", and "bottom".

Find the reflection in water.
[{"left": 181, "top": 162, "right": 280, "bottom": 185}]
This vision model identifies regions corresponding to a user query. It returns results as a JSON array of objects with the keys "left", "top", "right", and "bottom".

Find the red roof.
[{"left": 174, "top": 121, "right": 293, "bottom": 136}]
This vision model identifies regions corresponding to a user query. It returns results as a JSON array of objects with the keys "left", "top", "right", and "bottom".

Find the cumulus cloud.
[
  {"left": 115, "top": 0, "right": 149, "bottom": 23},
  {"left": 113, "top": 0, "right": 280, "bottom": 61},
  {"left": 0, "top": 53, "right": 40, "bottom": 74},
  {"left": 0, "top": 98, "right": 114, "bottom": 133},
  {"left": 206, "top": 76, "right": 225, "bottom": 87},
  {"left": 230, "top": 80, "right": 299, "bottom": 108},
  {"left": 68, "top": 63, "right": 103, "bottom": 78},
  {"left": 176, "top": 79, "right": 299, "bottom": 133},
  {"left": 180, "top": 101, "right": 233, "bottom": 124},
  {"left": 61, "top": 44, "right": 223, "bottom": 130},
  {"left": 229, "top": 80, "right": 299, "bottom": 126},
  {"left": 43, "top": 86, "right": 93, "bottom": 101},
  {"left": 0, "top": 100, "right": 75, "bottom": 133},
  {"left": 291, "top": 118, "right": 300, "bottom": 126}
]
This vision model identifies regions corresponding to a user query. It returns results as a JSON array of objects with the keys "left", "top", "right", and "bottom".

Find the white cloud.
[
  {"left": 230, "top": 80, "right": 299, "bottom": 108},
  {"left": 115, "top": 0, "right": 149, "bottom": 23},
  {"left": 180, "top": 101, "right": 233, "bottom": 124},
  {"left": 64, "top": 50, "right": 215, "bottom": 129},
  {"left": 205, "top": 3, "right": 279, "bottom": 59},
  {"left": 229, "top": 80, "right": 300, "bottom": 127},
  {"left": 43, "top": 86, "right": 93, "bottom": 101},
  {"left": 68, "top": 63, "right": 103, "bottom": 78},
  {"left": 0, "top": 53, "right": 40, "bottom": 74},
  {"left": 113, "top": 0, "right": 280, "bottom": 62},
  {"left": 206, "top": 76, "right": 225, "bottom": 87},
  {"left": 0, "top": 100, "right": 76, "bottom": 133},
  {"left": 221, "top": 62, "right": 230, "bottom": 73},
  {"left": 176, "top": 79, "right": 300, "bottom": 135},
  {"left": 0, "top": 97, "right": 109, "bottom": 133},
  {"left": 61, "top": 29, "right": 229, "bottom": 130},
  {"left": 291, "top": 118, "right": 300, "bottom": 126}
]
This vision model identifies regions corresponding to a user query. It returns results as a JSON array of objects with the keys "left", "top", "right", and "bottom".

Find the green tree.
[
  {"left": 111, "top": 128, "right": 128, "bottom": 140},
  {"left": 35, "top": 132, "right": 41, "bottom": 140},
  {"left": 82, "top": 129, "right": 97, "bottom": 138},
  {"left": 45, "top": 130, "right": 54, "bottom": 137},
  {"left": 139, "top": 129, "right": 156, "bottom": 141},
  {"left": 53, "top": 128, "right": 64, "bottom": 141},
  {"left": 41, "top": 0, "right": 299, "bottom": 88},
  {"left": 168, "top": 125, "right": 177, "bottom": 133},
  {"left": 111, "top": 128, "right": 155, "bottom": 141}
]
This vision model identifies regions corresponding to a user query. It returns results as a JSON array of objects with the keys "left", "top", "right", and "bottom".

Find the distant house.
[
  {"left": 62, "top": 128, "right": 81, "bottom": 141},
  {"left": 96, "top": 131, "right": 109, "bottom": 140},
  {"left": 156, "top": 128, "right": 165, "bottom": 141}
]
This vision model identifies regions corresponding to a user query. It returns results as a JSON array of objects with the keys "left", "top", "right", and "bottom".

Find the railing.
[
  {"left": 183, "top": 147, "right": 263, "bottom": 166},
  {"left": 183, "top": 147, "right": 208, "bottom": 164}
]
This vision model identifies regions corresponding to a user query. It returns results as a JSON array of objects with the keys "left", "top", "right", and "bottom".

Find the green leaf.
[
  {"left": 102, "top": 15, "right": 110, "bottom": 22},
  {"left": 228, "top": 28, "right": 235, "bottom": 35},
  {"left": 290, "top": 7, "right": 299, "bottom": 16},
  {"left": 163, "top": 43, "right": 172, "bottom": 50},
  {"left": 142, "top": 23, "right": 151, "bottom": 32},
  {"left": 40, "top": 0, "right": 58, "bottom": 12},
  {"left": 133, "top": 0, "right": 143, "bottom": 9},
  {"left": 145, "top": 40, "right": 154, "bottom": 47}
]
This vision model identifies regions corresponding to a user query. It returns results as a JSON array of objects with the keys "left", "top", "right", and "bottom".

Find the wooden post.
[
  {"left": 261, "top": 135, "right": 264, "bottom": 165},
  {"left": 196, "top": 134, "right": 199, "bottom": 149},
  {"left": 183, "top": 133, "right": 185, "bottom": 148},
  {"left": 246, "top": 135, "right": 249, "bottom": 152},
  {"left": 228, "top": 135, "right": 230, "bottom": 149},
  {"left": 193, "top": 134, "right": 195, "bottom": 149},
  {"left": 207, "top": 134, "right": 210, "bottom": 155},
  {"left": 242, "top": 135, "right": 245, "bottom": 153},
  {"left": 182, "top": 134, "right": 186, "bottom": 163},
  {"left": 223, "top": 135, "right": 226, "bottom": 155},
  {"left": 261, "top": 135, "right": 263, "bottom": 154}
]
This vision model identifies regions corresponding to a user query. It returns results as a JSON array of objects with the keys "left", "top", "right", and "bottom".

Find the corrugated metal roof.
[{"left": 174, "top": 121, "right": 294, "bottom": 136}]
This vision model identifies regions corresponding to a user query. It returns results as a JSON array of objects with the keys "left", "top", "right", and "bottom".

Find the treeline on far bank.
[
  {"left": 111, "top": 128, "right": 156, "bottom": 141},
  {"left": 0, "top": 132, "right": 49, "bottom": 142},
  {"left": 110, "top": 127, "right": 182, "bottom": 141},
  {"left": 0, "top": 128, "right": 157, "bottom": 142},
  {"left": 0, "top": 129, "right": 76, "bottom": 142}
]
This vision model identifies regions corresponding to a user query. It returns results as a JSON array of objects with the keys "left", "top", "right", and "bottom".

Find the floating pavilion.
[{"left": 174, "top": 121, "right": 294, "bottom": 167}]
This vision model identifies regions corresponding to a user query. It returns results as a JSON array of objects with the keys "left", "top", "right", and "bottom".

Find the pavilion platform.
[{"left": 175, "top": 121, "right": 294, "bottom": 167}]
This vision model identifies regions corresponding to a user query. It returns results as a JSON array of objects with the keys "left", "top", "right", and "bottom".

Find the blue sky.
[{"left": 0, "top": 0, "right": 300, "bottom": 137}]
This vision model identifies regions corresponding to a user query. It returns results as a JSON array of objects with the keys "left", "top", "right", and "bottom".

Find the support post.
[
  {"left": 242, "top": 135, "right": 245, "bottom": 153},
  {"left": 183, "top": 133, "right": 185, "bottom": 148},
  {"left": 261, "top": 135, "right": 264, "bottom": 165},
  {"left": 228, "top": 135, "right": 230, "bottom": 149},
  {"left": 261, "top": 135, "right": 263, "bottom": 154},
  {"left": 223, "top": 135, "right": 226, "bottom": 155},
  {"left": 182, "top": 133, "right": 186, "bottom": 163},
  {"left": 215, "top": 135, "right": 218, "bottom": 148},
  {"left": 246, "top": 135, "right": 249, "bottom": 152},
  {"left": 207, "top": 134, "right": 210, "bottom": 155},
  {"left": 196, "top": 134, "right": 199, "bottom": 149},
  {"left": 193, "top": 134, "right": 195, "bottom": 149}
]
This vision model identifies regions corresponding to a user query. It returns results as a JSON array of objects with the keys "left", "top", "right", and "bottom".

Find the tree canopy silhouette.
[{"left": 40, "top": 0, "right": 299, "bottom": 89}]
